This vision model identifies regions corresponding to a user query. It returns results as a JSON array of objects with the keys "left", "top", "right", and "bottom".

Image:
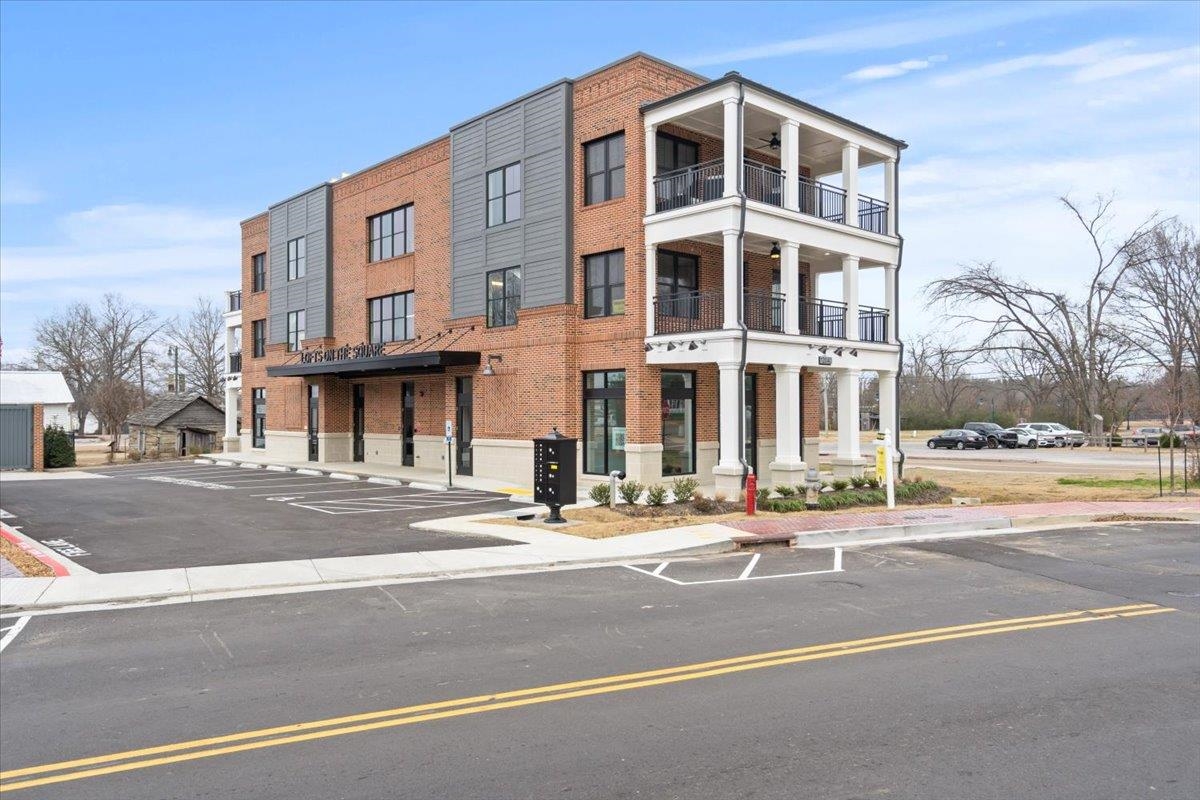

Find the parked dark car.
[
  {"left": 926, "top": 429, "right": 988, "bottom": 450},
  {"left": 963, "top": 421, "right": 1004, "bottom": 449}
]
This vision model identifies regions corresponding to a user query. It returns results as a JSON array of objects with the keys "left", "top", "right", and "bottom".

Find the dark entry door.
[
  {"left": 307, "top": 384, "right": 319, "bottom": 461},
  {"left": 744, "top": 374, "right": 758, "bottom": 475},
  {"left": 352, "top": 384, "right": 365, "bottom": 462},
  {"left": 456, "top": 377, "right": 473, "bottom": 476},
  {"left": 401, "top": 381, "right": 415, "bottom": 467}
]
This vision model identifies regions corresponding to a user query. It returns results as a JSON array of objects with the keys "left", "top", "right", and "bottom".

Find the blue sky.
[{"left": 2, "top": 0, "right": 1198, "bottom": 361}]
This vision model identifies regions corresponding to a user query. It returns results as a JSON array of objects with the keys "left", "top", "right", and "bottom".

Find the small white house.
[{"left": 0, "top": 370, "right": 76, "bottom": 430}]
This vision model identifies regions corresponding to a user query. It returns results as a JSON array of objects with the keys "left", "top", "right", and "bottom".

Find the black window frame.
[
  {"left": 486, "top": 266, "right": 521, "bottom": 328},
  {"left": 583, "top": 370, "right": 627, "bottom": 475},
  {"left": 287, "top": 236, "right": 306, "bottom": 281},
  {"left": 251, "top": 319, "right": 266, "bottom": 358},
  {"left": 251, "top": 252, "right": 266, "bottom": 292},
  {"left": 368, "top": 291, "right": 415, "bottom": 344},
  {"left": 486, "top": 162, "right": 522, "bottom": 227},
  {"left": 661, "top": 370, "right": 696, "bottom": 476},
  {"left": 584, "top": 250, "right": 626, "bottom": 319},
  {"left": 251, "top": 387, "right": 266, "bottom": 449},
  {"left": 286, "top": 309, "right": 306, "bottom": 352},
  {"left": 368, "top": 204, "right": 415, "bottom": 263},
  {"left": 656, "top": 249, "right": 700, "bottom": 318},
  {"left": 655, "top": 132, "right": 700, "bottom": 174},
  {"left": 584, "top": 132, "right": 626, "bottom": 205}
]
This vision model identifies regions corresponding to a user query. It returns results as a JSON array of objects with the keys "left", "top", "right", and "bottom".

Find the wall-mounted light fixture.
[
  {"left": 849, "top": 349, "right": 858, "bottom": 357},
  {"left": 834, "top": 348, "right": 844, "bottom": 357},
  {"left": 482, "top": 354, "right": 503, "bottom": 376},
  {"left": 818, "top": 345, "right": 828, "bottom": 354},
  {"left": 687, "top": 341, "right": 699, "bottom": 351},
  {"left": 643, "top": 343, "right": 653, "bottom": 352},
  {"left": 769, "top": 242, "right": 781, "bottom": 260}
]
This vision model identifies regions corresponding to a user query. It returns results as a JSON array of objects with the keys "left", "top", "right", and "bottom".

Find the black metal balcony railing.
[
  {"left": 858, "top": 197, "right": 889, "bottom": 235},
  {"left": 228, "top": 290, "right": 242, "bottom": 312},
  {"left": 744, "top": 289, "right": 784, "bottom": 333},
  {"left": 798, "top": 297, "right": 847, "bottom": 339},
  {"left": 858, "top": 306, "right": 889, "bottom": 343},
  {"left": 651, "top": 159, "right": 891, "bottom": 236},
  {"left": 228, "top": 351, "right": 242, "bottom": 373}
]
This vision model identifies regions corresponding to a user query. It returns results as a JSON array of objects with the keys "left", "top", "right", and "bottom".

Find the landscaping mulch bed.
[{"left": 0, "top": 537, "right": 55, "bottom": 578}]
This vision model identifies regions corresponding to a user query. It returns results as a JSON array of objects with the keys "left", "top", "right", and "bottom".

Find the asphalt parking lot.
[{"left": 0, "top": 462, "right": 519, "bottom": 573}]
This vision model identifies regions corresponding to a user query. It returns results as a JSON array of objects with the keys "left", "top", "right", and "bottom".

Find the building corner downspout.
[{"left": 734, "top": 81, "right": 751, "bottom": 490}]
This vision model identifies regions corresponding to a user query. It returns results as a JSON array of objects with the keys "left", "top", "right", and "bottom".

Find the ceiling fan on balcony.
[{"left": 749, "top": 132, "right": 781, "bottom": 150}]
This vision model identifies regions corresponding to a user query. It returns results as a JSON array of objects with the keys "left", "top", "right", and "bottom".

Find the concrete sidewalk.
[{"left": 2, "top": 499, "right": 1196, "bottom": 614}]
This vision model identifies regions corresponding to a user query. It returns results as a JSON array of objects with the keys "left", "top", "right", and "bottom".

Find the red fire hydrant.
[{"left": 745, "top": 472, "right": 757, "bottom": 515}]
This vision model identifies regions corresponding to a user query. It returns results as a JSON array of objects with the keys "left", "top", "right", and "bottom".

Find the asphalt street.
[
  {"left": 0, "top": 463, "right": 518, "bottom": 572},
  {"left": 1, "top": 522, "right": 1196, "bottom": 798}
]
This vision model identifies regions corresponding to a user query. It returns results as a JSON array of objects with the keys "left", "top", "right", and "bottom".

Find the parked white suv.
[
  {"left": 1041, "top": 422, "right": 1086, "bottom": 447},
  {"left": 1011, "top": 423, "right": 1056, "bottom": 447}
]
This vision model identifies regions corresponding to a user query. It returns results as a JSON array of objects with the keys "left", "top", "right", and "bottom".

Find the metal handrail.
[
  {"left": 859, "top": 195, "right": 889, "bottom": 235},
  {"left": 743, "top": 160, "right": 783, "bottom": 207},
  {"left": 228, "top": 291, "right": 242, "bottom": 312},
  {"left": 797, "top": 176, "right": 847, "bottom": 224},
  {"left": 798, "top": 296, "right": 847, "bottom": 338},
  {"left": 744, "top": 288, "right": 784, "bottom": 332},
  {"left": 858, "top": 305, "right": 889, "bottom": 343},
  {"left": 228, "top": 351, "right": 242, "bottom": 374},
  {"left": 653, "top": 159, "right": 725, "bottom": 212}
]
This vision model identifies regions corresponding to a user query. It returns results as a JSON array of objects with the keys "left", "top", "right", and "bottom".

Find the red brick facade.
[{"left": 239, "top": 55, "right": 821, "bottom": 483}]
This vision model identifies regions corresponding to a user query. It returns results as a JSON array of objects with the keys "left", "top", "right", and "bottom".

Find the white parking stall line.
[
  {"left": 310, "top": 492, "right": 488, "bottom": 507},
  {"left": 247, "top": 483, "right": 393, "bottom": 496},
  {"left": 291, "top": 496, "right": 504, "bottom": 515},
  {"left": 109, "top": 465, "right": 240, "bottom": 477},
  {"left": 625, "top": 547, "right": 844, "bottom": 587},
  {"left": 0, "top": 616, "right": 31, "bottom": 653}
]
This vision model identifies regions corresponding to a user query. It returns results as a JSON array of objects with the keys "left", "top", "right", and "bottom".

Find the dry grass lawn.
[{"left": 905, "top": 466, "right": 1169, "bottom": 504}]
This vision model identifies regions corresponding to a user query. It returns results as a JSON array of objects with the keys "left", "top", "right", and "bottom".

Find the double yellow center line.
[{"left": 0, "top": 602, "right": 1173, "bottom": 793}]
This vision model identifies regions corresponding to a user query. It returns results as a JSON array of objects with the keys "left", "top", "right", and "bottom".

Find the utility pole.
[{"left": 167, "top": 345, "right": 180, "bottom": 395}]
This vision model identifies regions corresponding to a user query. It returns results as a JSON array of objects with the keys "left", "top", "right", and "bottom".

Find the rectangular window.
[
  {"left": 656, "top": 250, "right": 699, "bottom": 318},
  {"left": 287, "top": 237, "right": 306, "bottom": 281},
  {"left": 584, "top": 250, "right": 625, "bottom": 318},
  {"left": 662, "top": 371, "right": 695, "bottom": 476},
  {"left": 287, "top": 310, "right": 306, "bottom": 352},
  {"left": 656, "top": 133, "right": 699, "bottom": 174},
  {"left": 368, "top": 205, "right": 415, "bottom": 262},
  {"left": 251, "top": 319, "right": 266, "bottom": 358},
  {"left": 486, "top": 162, "right": 522, "bottom": 227},
  {"left": 584, "top": 132, "right": 626, "bottom": 204},
  {"left": 368, "top": 292, "right": 414, "bottom": 343},
  {"left": 583, "top": 371, "right": 627, "bottom": 475},
  {"left": 252, "top": 388, "right": 266, "bottom": 449},
  {"left": 252, "top": 253, "right": 266, "bottom": 292},
  {"left": 486, "top": 266, "right": 521, "bottom": 327}
]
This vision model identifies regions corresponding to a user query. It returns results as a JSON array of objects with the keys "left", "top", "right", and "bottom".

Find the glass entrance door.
[
  {"left": 744, "top": 374, "right": 758, "bottom": 475},
  {"left": 307, "top": 384, "right": 319, "bottom": 462},
  {"left": 352, "top": 384, "right": 365, "bottom": 462},
  {"left": 401, "top": 381, "right": 415, "bottom": 467},
  {"left": 455, "top": 377, "right": 473, "bottom": 475}
]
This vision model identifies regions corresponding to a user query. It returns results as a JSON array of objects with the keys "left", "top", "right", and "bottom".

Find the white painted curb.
[
  {"left": 214, "top": 460, "right": 235, "bottom": 466},
  {"left": 296, "top": 468, "right": 323, "bottom": 476},
  {"left": 328, "top": 472, "right": 361, "bottom": 481},
  {"left": 239, "top": 463, "right": 263, "bottom": 470},
  {"left": 265, "top": 465, "right": 292, "bottom": 473},
  {"left": 193, "top": 458, "right": 214, "bottom": 465},
  {"left": 409, "top": 481, "right": 448, "bottom": 491},
  {"left": 367, "top": 477, "right": 403, "bottom": 486}
]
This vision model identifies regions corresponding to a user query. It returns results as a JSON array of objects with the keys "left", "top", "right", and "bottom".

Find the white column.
[
  {"left": 883, "top": 157, "right": 896, "bottom": 235},
  {"left": 714, "top": 361, "right": 745, "bottom": 496},
  {"left": 722, "top": 228, "right": 740, "bottom": 330},
  {"left": 722, "top": 98, "right": 740, "bottom": 198},
  {"left": 835, "top": 368, "right": 863, "bottom": 476},
  {"left": 645, "top": 243, "right": 658, "bottom": 338},
  {"left": 781, "top": 119, "right": 800, "bottom": 212},
  {"left": 883, "top": 264, "right": 897, "bottom": 343},
  {"left": 842, "top": 255, "right": 860, "bottom": 342},
  {"left": 842, "top": 143, "right": 860, "bottom": 228},
  {"left": 224, "top": 385, "right": 238, "bottom": 440},
  {"left": 644, "top": 123, "right": 657, "bottom": 216},
  {"left": 781, "top": 241, "right": 800, "bottom": 335},
  {"left": 769, "top": 365, "right": 805, "bottom": 485},
  {"left": 878, "top": 370, "right": 897, "bottom": 441}
]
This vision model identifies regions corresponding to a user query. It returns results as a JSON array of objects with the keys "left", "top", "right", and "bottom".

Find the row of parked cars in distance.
[
  {"left": 926, "top": 422, "right": 1085, "bottom": 450},
  {"left": 926, "top": 422, "right": 1200, "bottom": 450}
]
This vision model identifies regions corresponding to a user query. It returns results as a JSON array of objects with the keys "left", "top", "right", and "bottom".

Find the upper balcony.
[
  {"left": 641, "top": 76, "right": 903, "bottom": 265},
  {"left": 227, "top": 290, "right": 242, "bottom": 312}
]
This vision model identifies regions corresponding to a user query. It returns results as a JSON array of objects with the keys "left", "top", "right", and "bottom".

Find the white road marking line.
[
  {"left": 738, "top": 553, "right": 761, "bottom": 580},
  {"left": 625, "top": 548, "right": 844, "bottom": 587},
  {"left": 0, "top": 616, "right": 30, "bottom": 653},
  {"left": 247, "top": 483, "right": 396, "bottom": 496},
  {"left": 291, "top": 497, "right": 504, "bottom": 515}
]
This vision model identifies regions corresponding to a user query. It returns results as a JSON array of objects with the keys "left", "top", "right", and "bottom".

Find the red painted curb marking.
[{"left": 0, "top": 523, "right": 71, "bottom": 577}]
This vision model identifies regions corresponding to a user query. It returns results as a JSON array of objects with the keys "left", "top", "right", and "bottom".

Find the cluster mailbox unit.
[{"left": 533, "top": 428, "right": 577, "bottom": 524}]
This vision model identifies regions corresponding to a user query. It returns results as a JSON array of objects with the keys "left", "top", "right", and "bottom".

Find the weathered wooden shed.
[{"left": 126, "top": 394, "right": 225, "bottom": 457}]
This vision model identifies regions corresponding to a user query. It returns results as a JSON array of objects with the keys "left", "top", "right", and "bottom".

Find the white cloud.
[
  {"left": 1071, "top": 45, "right": 1200, "bottom": 82},
  {"left": 0, "top": 178, "right": 46, "bottom": 206},
  {"left": 845, "top": 55, "right": 947, "bottom": 82},
  {"left": 682, "top": 2, "right": 1095, "bottom": 67},
  {"left": 932, "top": 40, "right": 1131, "bottom": 87}
]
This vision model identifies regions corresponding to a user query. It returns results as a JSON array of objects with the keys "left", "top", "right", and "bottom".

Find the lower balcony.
[
  {"left": 652, "top": 291, "right": 889, "bottom": 343},
  {"left": 228, "top": 351, "right": 242, "bottom": 374}
]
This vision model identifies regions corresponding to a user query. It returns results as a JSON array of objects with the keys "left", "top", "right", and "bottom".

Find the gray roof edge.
[
  {"left": 449, "top": 78, "right": 574, "bottom": 133},
  {"left": 572, "top": 51, "right": 710, "bottom": 85},
  {"left": 640, "top": 72, "right": 908, "bottom": 150}
]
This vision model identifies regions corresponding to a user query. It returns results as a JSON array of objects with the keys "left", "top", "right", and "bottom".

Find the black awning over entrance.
[{"left": 266, "top": 349, "right": 480, "bottom": 379}]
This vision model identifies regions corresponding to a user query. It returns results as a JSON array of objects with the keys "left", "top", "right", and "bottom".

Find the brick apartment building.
[{"left": 221, "top": 53, "right": 905, "bottom": 495}]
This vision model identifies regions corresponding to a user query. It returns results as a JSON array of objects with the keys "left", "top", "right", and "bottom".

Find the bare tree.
[
  {"left": 33, "top": 302, "right": 99, "bottom": 431},
  {"left": 987, "top": 345, "right": 1058, "bottom": 420},
  {"left": 1116, "top": 220, "right": 1196, "bottom": 428},
  {"left": 906, "top": 333, "right": 973, "bottom": 420},
  {"left": 926, "top": 195, "right": 1159, "bottom": 426},
  {"left": 166, "top": 296, "right": 225, "bottom": 398}
]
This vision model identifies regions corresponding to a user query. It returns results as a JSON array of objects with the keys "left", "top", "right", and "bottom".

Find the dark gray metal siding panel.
[
  {"left": 267, "top": 184, "right": 331, "bottom": 344},
  {"left": 0, "top": 405, "right": 33, "bottom": 469},
  {"left": 450, "top": 81, "right": 572, "bottom": 319}
]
